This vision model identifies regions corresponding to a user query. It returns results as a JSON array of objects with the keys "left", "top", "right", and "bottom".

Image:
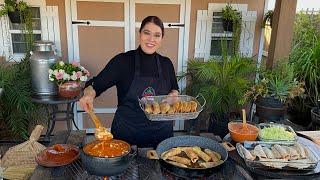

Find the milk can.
[{"left": 30, "top": 41, "right": 58, "bottom": 95}]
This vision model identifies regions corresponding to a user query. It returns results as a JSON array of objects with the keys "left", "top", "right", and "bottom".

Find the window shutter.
[
  {"left": 194, "top": 10, "right": 213, "bottom": 60},
  {"left": 41, "top": 6, "right": 61, "bottom": 57},
  {"left": 239, "top": 11, "right": 257, "bottom": 57},
  {"left": 196, "top": 3, "right": 257, "bottom": 59},
  {"left": 0, "top": 16, "right": 11, "bottom": 60}
]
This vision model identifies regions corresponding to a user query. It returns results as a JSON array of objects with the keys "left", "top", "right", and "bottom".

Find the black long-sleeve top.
[{"left": 86, "top": 47, "right": 179, "bottom": 101}]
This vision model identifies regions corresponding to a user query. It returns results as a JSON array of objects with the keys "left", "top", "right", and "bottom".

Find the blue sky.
[{"left": 268, "top": 0, "right": 320, "bottom": 11}]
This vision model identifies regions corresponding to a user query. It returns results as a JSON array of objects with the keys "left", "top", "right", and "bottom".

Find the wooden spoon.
[
  {"left": 242, "top": 109, "right": 248, "bottom": 130},
  {"left": 87, "top": 109, "right": 113, "bottom": 141},
  {"left": 87, "top": 109, "right": 102, "bottom": 128}
]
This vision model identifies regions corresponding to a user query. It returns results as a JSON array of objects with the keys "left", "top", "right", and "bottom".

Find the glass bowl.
[{"left": 228, "top": 121, "right": 259, "bottom": 142}]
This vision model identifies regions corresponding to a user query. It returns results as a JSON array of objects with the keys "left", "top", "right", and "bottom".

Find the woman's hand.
[
  {"left": 162, "top": 90, "right": 179, "bottom": 104},
  {"left": 168, "top": 89, "right": 179, "bottom": 97},
  {"left": 79, "top": 86, "right": 96, "bottom": 112}
]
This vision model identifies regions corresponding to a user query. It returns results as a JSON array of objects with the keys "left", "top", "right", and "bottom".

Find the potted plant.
[
  {"left": 0, "top": 55, "right": 49, "bottom": 139},
  {"left": 0, "top": 0, "right": 30, "bottom": 23},
  {"left": 289, "top": 14, "right": 320, "bottom": 129},
  {"left": 221, "top": 4, "right": 241, "bottom": 32},
  {"left": 243, "top": 62, "right": 305, "bottom": 123},
  {"left": 49, "top": 61, "right": 90, "bottom": 98},
  {"left": 184, "top": 47, "right": 255, "bottom": 137},
  {"left": 262, "top": 10, "right": 273, "bottom": 28},
  {"left": 0, "top": 0, "right": 34, "bottom": 52}
]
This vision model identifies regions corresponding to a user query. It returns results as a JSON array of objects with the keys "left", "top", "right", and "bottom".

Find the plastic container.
[
  {"left": 258, "top": 123, "right": 297, "bottom": 142},
  {"left": 228, "top": 121, "right": 259, "bottom": 142}
]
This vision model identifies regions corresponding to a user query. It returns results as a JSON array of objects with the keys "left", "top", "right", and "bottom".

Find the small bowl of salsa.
[{"left": 228, "top": 121, "right": 259, "bottom": 142}]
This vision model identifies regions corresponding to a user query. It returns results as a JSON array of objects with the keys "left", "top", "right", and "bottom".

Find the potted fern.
[
  {"left": 222, "top": 4, "right": 241, "bottom": 32},
  {"left": 0, "top": 0, "right": 31, "bottom": 23},
  {"left": 243, "top": 62, "right": 305, "bottom": 123},
  {"left": 184, "top": 47, "right": 255, "bottom": 137}
]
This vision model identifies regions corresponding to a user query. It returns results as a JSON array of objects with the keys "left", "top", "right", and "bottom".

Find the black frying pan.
[{"left": 155, "top": 135, "right": 228, "bottom": 178}]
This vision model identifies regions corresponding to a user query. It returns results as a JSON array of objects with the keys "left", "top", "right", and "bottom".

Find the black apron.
[{"left": 111, "top": 50, "right": 173, "bottom": 148}]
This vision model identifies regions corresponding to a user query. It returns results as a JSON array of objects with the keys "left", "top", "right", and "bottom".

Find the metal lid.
[{"left": 33, "top": 40, "right": 54, "bottom": 51}]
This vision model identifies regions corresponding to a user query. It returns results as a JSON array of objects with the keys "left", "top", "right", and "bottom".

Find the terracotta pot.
[
  {"left": 58, "top": 81, "right": 81, "bottom": 98},
  {"left": 255, "top": 97, "right": 286, "bottom": 123}
]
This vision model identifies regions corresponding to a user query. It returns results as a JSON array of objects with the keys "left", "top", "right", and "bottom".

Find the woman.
[{"left": 79, "top": 16, "right": 179, "bottom": 148}]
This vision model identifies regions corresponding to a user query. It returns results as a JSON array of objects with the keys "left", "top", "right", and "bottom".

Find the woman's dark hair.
[{"left": 139, "top": 16, "right": 164, "bottom": 37}]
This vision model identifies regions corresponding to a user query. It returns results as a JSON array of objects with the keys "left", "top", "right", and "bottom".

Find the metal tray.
[
  {"left": 236, "top": 141, "right": 319, "bottom": 171},
  {"left": 258, "top": 123, "right": 298, "bottom": 142},
  {"left": 138, "top": 94, "right": 206, "bottom": 121}
]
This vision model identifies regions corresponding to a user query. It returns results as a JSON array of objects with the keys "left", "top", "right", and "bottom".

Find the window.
[
  {"left": 210, "top": 37, "right": 234, "bottom": 56},
  {"left": 0, "top": 1, "right": 61, "bottom": 62},
  {"left": 194, "top": 4, "right": 256, "bottom": 60},
  {"left": 210, "top": 12, "right": 234, "bottom": 58},
  {"left": 9, "top": 7, "right": 42, "bottom": 54}
]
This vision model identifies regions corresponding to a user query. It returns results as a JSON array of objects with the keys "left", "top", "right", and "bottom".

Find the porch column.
[{"left": 267, "top": 0, "right": 297, "bottom": 69}]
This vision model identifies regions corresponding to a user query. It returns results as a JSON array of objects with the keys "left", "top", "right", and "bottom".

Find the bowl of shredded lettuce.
[{"left": 258, "top": 123, "right": 297, "bottom": 141}]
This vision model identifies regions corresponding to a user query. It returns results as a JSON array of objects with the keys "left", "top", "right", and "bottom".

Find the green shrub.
[
  {"left": 290, "top": 13, "right": 320, "bottom": 108},
  {"left": 0, "top": 56, "right": 47, "bottom": 139},
  {"left": 183, "top": 50, "right": 255, "bottom": 117}
]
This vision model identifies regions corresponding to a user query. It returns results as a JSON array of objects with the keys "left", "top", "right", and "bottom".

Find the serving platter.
[
  {"left": 245, "top": 137, "right": 320, "bottom": 178},
  {"left": 237, "top": 141, "right": 318, "bottom": 171},
  {"left": 225, "top": 134, "right": 320, "bottom": 178},
  {"left": 36, "top": 144, "right": 80, "bottom": 167},
  {"left": 138, "top": 94, "right": 206, "bottom": 121}
]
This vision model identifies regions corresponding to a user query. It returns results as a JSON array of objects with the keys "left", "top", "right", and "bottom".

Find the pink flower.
[
  {"left": 76, "top": 71, "right": 82, "bottom": 78},
  {"left": 55, "top": 72, "right": 63, "bottom": 80},
  {"left": 71, "top": 61, "right": 79, "bottom": 67}
]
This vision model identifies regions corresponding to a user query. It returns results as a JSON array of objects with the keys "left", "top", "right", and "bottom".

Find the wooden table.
[
  {"left": 297, "top": 131, "right": 320, "bottom": 145},
  {"left": 29, "top": 130, "right": 320, "bottom": 180},
  {"left": 29, "top": 131, "right": 254, "bottom": 180}
]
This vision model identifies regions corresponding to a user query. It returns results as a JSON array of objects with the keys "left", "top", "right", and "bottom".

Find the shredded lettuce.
[{"left": 260, "top": 126, "right": 295, "bottom": 141}]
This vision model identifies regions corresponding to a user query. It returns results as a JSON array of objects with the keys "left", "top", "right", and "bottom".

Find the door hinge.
[
  {"left": 72, "top": 21, "right": 90, "bottom": 25},
  {"left": 168, "top": 23, "right": 185, "bottom": 27}
]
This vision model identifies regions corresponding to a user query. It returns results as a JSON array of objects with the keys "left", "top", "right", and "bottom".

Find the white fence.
[{"left": 299, "top": 8, "right": 320, "bottom": 15}]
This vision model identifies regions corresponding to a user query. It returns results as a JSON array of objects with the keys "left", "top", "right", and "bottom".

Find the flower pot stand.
[{"left": 31, "top": 95, "right": 81, "bottom": 141}]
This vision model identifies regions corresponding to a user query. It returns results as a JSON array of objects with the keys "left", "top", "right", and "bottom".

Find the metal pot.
[
  {"left": 80, "top": 137, "right": 137, "bottom": 176},
  {"left": 155, "top": 135, "right": 228, "bottom": 178},
  {"left": 310, "top": 107, "right": 320, "bottom": 130},
  {"left": 30, "top": 40, "right": 59, "bottom": 96}
]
